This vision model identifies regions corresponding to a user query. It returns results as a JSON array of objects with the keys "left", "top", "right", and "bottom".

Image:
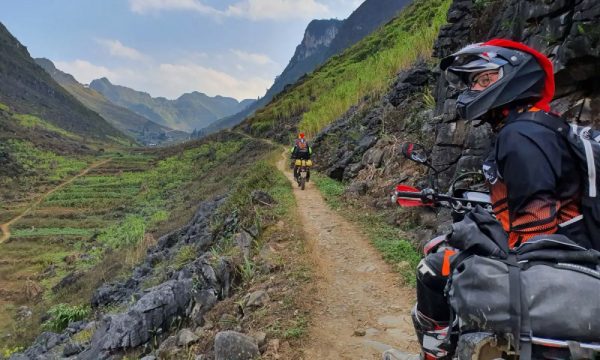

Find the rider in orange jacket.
[{"left": 411, "top": 39, "right": 591, "bottom": 360}]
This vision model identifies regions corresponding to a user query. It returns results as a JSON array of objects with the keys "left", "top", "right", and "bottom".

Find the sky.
[{"left": 0, "top": 0, "right": 362, "bottom": 101}]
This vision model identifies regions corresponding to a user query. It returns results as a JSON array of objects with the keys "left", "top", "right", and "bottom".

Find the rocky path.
[
  {"left": 0, "top": 158, "right": 112, "bottom": 243},
  {"left": 276, "top": 153, "right": 419, "bottom": 359}
]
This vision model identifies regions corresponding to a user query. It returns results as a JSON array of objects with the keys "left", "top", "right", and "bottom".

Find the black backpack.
[
  {"left": 513, "top": 110, "right": 600, "bottom": 251},
  {"left": 295, "top": 139, "right": 309, "bottom": 153}
]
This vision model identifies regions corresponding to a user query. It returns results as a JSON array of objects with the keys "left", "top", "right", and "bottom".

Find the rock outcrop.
[
  {"left": 313, "top": 0, "right": 600, "bottom": 236},
  {"left": 313, "top": 60, "right": 435, "bottom": 186},
  {"left": 431, "top": 0, "right": 600, "bottom": 187},
  {"left": 10, "top": 197, "right": 239, "bottom": 360},
  {"left": 214, "top": 331, "right": 260, "bottom": 360}
]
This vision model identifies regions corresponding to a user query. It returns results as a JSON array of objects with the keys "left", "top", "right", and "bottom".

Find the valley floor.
[{"left": 276, "top": 153, "right": 419, "bottom": 358}]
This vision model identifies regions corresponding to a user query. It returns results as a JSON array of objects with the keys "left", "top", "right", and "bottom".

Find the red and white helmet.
[{"left": 440, "top": 39, "right": 555, "bottom": 121}]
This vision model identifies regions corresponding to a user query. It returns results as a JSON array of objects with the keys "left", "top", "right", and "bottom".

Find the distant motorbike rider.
[
  {"left": 291, "top": 132, "right": 313, "bottom": 180},
  {"left": 410, "top": 39, "right": 593, "bottom": 360}
]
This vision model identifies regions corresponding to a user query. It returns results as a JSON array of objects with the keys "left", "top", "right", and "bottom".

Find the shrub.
[
  {"left": 42, "top": 304, "right": 90, "bottom": 332},
  {"left": 173, "top": 245, "right": 198, "bottom": 270},
  {"left": 98, "top": 215, "right": 146, "bottom": 248}
]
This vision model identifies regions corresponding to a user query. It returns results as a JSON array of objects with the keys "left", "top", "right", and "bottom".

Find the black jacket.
[{"left": 484, "top": 110, "right": 592, "bottom": 249}]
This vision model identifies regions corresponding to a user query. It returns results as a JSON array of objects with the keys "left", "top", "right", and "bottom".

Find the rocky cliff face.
[
  {"left": 314, "top": 0, "right": 600, "bottom": 241},
  {"left": 205, "top": 0, "right": 413, "bottom": 135},
  {"left": 293, "top": 19, "right": 342, "bottom": 63},
  {"left": 431, "top": 0, "right": 600, "bottom": 187},
  {"left": 324, "top": 0, "right": 412, "bottom": 58}
]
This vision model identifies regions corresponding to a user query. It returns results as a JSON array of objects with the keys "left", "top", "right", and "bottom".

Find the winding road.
[{"left": 276, "top": 152, "right": 418, "bottom": 359}]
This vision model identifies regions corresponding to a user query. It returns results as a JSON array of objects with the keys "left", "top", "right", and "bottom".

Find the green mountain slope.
[
  {"left": 205, "top": 0, "right": 412, "bottom": 136},
  {"left": 0, "top": 22, "right": 128, "bottom": 143},
  {"left": 241, "top": 0, "right": 450, "bottom": 139},
  {"left": 35, "top": 58, "right": 188, "bottom": 146},
  {"left": 89, "top": 77, "right": 254, "bottom": 132}
]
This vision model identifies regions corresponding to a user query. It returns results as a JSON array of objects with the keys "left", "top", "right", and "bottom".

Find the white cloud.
[
  {"left": 129, "top": 0, "right": 330, "bottom": 21},
  {"left": 129, "top": 0, "right": 220, "bottom": 15},
  {"left": 225, "top": 0, "right": 330, "bottom": 20},
  {"left": 230, "top": 49, "right": 275, "bottom": 65},
  {"left": 53, "top": 60, "right": 117, "bottom": 84},
  {"left": 96, "top": 39, "right": 148, "bottom": 61},
  {"left": 156, "top": 63, "right": 270, "bottom": 99}
]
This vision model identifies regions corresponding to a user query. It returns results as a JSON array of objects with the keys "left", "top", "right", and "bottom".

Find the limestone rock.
[
  {"left": 251, "top": 190, "right": 275, "bottom": 206},
  {"left": 214, "top": 331, "right": 260, "bottom": 360},
  {"left": 177, "top": 328, "right": 200, "bottom": 347},
  {"left": 244, "top": 290, "right": 270, "bottom": 308}
]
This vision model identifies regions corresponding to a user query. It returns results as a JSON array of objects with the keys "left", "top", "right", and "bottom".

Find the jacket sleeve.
[{"left": 496, "top": 121, "right": 563, "bottom": 246}]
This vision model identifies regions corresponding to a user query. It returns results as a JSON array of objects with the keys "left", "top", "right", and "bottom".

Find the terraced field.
[
  {"left": 0, "top": 153, "right": 154, "bottom": 346},
  {"left": 0, "top": 134, "right": 271, "bottom": 349}
]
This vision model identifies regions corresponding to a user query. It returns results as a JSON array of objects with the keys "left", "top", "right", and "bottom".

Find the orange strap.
[{"left": 441, "top": 249, "right": 457, "bottom": 276}]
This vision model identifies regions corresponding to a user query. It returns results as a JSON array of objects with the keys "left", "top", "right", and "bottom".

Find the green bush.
[
  {"left": 1, "top": 346, "right": 24, "bottom": 358},
  {"left": 42, "top": 304, "right": 90, "bottom": 332},
  {"left": 98, "top": 215, "right": 146, "bottom": 248}
]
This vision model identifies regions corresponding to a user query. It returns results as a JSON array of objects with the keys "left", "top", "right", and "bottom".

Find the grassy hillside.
[
  {"left": 0, "top": 130, "right": 276, "bottom": 349},
  {"left": 0, "top": 23, "right": 129, "bottom": 144},
  {"left": 243, "top": 0, "right": 451, "bottom": 139},
  {"left": 0, "top": 98, "right": 144, "bottom": 204}
]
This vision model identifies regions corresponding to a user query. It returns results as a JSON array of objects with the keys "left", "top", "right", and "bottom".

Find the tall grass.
[
  {"left": 42, "top": 304, "right": 90, "bottom": 332},
  {"left": 98, "top": 215, "right": 146, "bottom": 249}
]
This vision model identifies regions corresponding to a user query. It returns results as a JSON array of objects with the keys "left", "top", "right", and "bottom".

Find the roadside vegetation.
[
  {"left": 0, "top": 130, "right": 278, "bottom": 350},
  {"left": 246, "top": 0, "right": 451, "bottom": 139},
  {"left": 201, "top": 157, "right": 313, "bottom": 355},
  {"left": 313, "top": 173, "right": 421, "bottom": 285}
]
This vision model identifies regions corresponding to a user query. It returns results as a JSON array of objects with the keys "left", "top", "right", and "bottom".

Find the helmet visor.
[{"left": 444, "top": 54, "right": 507, "bottom": 90}]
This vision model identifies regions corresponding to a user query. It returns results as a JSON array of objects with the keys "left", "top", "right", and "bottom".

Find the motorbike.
[
  {"left": 294, "top": 159, "right": 312, "bottom": 190},
  {"left": 391, "top": 142, "right": 600, "bottom": 360}
]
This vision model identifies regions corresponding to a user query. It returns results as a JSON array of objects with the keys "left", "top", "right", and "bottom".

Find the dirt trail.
[
  {"left": 276, "top": 153, "right": 418, "bottom": 359},
  {"left": 0, "top": 159, "right": 112, "bottom": 243}
]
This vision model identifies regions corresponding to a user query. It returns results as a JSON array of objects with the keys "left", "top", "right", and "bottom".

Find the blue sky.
[{"left": 0, "top": 0, "right": 361, "bottom": 100}]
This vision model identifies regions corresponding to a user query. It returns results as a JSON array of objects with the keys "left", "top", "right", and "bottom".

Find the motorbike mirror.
[{"left": 401, "top": 143, "right": 429, "bottom": 165}]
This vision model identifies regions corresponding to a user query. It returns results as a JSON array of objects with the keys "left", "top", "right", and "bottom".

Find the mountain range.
[
  {"left": 0, "top": 22, "right": 126, "bottom": 144},
  {"left": 89, "top": 78, "right": 255, "bottom": 132},
  {"left": 203, "top": 0, "right": 412, "bottom": 135},
  {"left": 35, "top": 58, "right": 188, "bottom": 146}
]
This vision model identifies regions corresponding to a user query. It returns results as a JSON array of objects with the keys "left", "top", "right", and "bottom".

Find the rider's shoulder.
[{"left": 500, "top": 112, "right": 561, "bottom": 140}]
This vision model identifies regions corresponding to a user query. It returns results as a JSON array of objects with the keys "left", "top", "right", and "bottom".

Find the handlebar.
[{"left": 393, "top": 189, "right": 493, "bottom": 214}]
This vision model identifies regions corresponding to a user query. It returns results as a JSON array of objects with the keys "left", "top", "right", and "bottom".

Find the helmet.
[
  {"left": 440, "top": 39, "right": 554, "bottom": 121},
  {"left": 299, "top": 133, "right": 305, "bottom": 139}
]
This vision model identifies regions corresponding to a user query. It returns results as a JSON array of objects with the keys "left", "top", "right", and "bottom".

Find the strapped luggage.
[{"left": 447, "top": 207, "right": 600, "bottom": 356}]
